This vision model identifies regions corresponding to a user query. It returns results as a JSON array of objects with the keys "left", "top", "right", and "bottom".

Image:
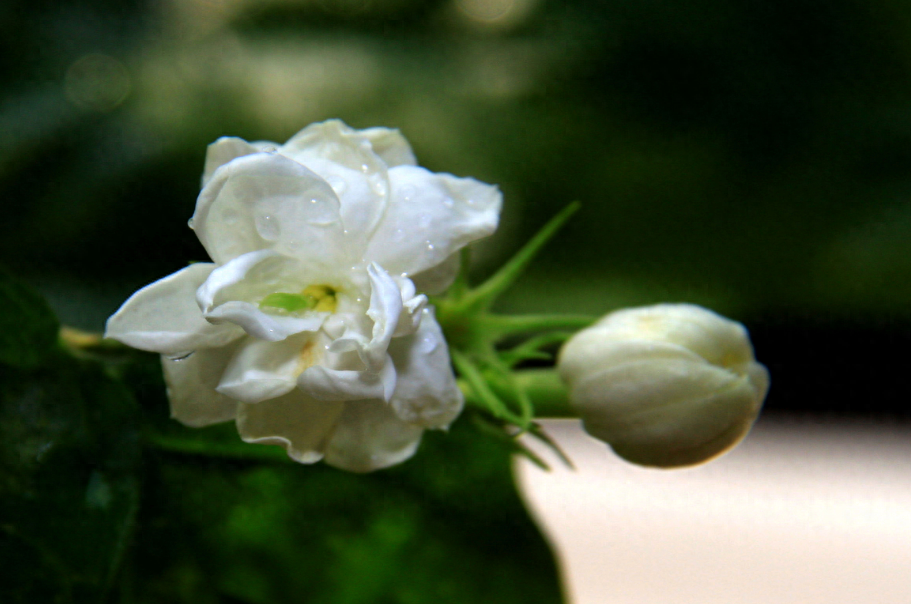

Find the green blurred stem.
[
  {"left": 146, "top": 432, "right": 293, "bottom": 463},
  {"left": 479, "top": 314, "right": 596, "bottom": 336},
  {"left": 460, "top": 368, "right": 575, "bottom": 418},
  {"left": 460, "top": 202, "right": 581, "bottom": 312}
]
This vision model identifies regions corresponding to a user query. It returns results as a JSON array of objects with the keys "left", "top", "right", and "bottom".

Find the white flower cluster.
[
  {"left": 106, "top": 120, "right": 501, "bottom": 472},
  {"left": 558, "top": 304, "right": 769, "bottom": 468}
]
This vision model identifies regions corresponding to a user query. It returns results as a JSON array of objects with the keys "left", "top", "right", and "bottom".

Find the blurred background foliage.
[
  {"left": 6, "top": 0, "right": 911, "bottom": 325},
  {"left": 2, "top": 0, "right": 911, "bottom": 601}
]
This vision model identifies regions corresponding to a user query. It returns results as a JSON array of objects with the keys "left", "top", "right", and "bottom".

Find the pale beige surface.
[{"left": 516, "top": 416, "right": 911, "bottom": 604}]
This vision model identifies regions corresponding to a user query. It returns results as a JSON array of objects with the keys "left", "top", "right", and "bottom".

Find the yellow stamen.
[{"left": 301, "top": 285, "right": 338, "bottom": 313}]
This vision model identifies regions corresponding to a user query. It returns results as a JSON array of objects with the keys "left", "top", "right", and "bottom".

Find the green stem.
[
  {"left": 480, "top": 313, "right": 596, "bottom": 337},
  {"left": 145, "top": 432, "right": 293, "bottom": 463},
  {"left": 459, "top": 368, "right": 574, "bottom": 419},
  {"left": 462, "top": 202, "right": 581, "bottom": 311},
  {"left": 452, "top": 349, "right": 526, "bottom": 425}
]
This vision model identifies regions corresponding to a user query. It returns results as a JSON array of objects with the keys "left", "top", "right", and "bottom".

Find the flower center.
[{"left": 259, "top": 285, "right": 338, "bottom": 314}]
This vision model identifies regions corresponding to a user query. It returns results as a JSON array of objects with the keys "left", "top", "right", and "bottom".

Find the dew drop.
[
  {"left": 419, "top": 334, "right": 438, "bottom": 353},
  {"left": 400, "top": 185, "right": 416, "bottom": 201},
  {"left": 360, "top": 163, "right": 370, "bottom": 173},
  {"left": 327, "top": 176, "right": 347, "bottom": 195},
  {"left": 187, "top": 217, "right": 195, "bottom": 229},
  {"left": 466, "top": 198, "right": 476, "bottom": 206},
  {"left": 442, "top": 197, "right": 454, "bottom": 208},
  {"left": 425, "top": 241, "right": 435, "bottom": 251},
  {"left": 255, "top": 213, "right": 280, "bottom": 241},
  {"left": 372, "top": 179, "right": 388, "bottom": 196}
]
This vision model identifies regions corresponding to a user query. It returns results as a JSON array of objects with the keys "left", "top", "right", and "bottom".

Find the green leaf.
[
  {"left": 123, "top": 412, "right": 564, "bottom": 604},
  {"left": 0, "top": 353, "right": 142, "bottom": 603},
  {"left": 0, "top": 266, "right": 59, "bottom": 368}
]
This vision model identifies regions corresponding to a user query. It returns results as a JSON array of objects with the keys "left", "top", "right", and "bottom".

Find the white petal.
[
  {"left": 559, "top": 338, "right": 705, "bottom": 387},
  {"left": 162, "top": 342, "right": 242, "bottom": 427},
  {"left": 105, "top": 263, "right": 243, "bottom": 355},
  {"left": 280, "top": 120, "right": 390, "bottom": 240},
  {"left": 216, "top": 333, "right": 319, "bottom": 404},
  {"left": 192, "top": 152, "right": 350, "bottom": 266},
  {"left": 409, "top": 252, "right": 461, "bottom": 295},
  {"left": 387, "top": 308, "right": 463, "bottom": 429},
  {"left": 201, "top": 136, "right": 276, "bottom": 187},
  {"left": 298, "top": 354, "right": 396, "bottom": 402},
  {"left": 572, "top": 359, "right": 754, "bottom": 446},
  {"left": 392, "top": 277, "right": 427, "bottom": 337},
  {"left": 197, "top": 250, "right": 327, "bottom": 341},
  {"left": 236, "top": 391, "right": 345, "bottom": 464},
  {"left": 323, "top": 399, "right": 424, "bottom": 472},
  {"left": 366, "top": 166, "right": 501, "bottom": 278},
  {"left": 359, "top": 126, "right": 417, "bottom": 167},
  {"left": 327, "top": 263, "right": 402, "bottom": 373}
]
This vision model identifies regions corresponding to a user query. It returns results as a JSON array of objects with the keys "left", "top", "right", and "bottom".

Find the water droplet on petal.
[
  {"left": 400, "top": 185, "right": 416, "bottom": 201},
  {"left": 372, "top": 179, "right": 388, "bottom": 196},
  {"left": 426, "top": 241, "right": 435, "bottom": 251},
  {"left": 255, "top": 213, "right": 280, "bottom": 241},
  {"left": 419, "top": 334, "right": 438, "bottom": 353},
  {"left": 187, "top": 217, "right": 195, "bottom": 229},
  {"left": 443, "top": 197, "right": 454, "bottom": 208},
  {"left": 360, "top": 163, "right": 370, "bottom": 173},
  {"left": 327, "top": 176, "right": 347, "bottom": 195}
]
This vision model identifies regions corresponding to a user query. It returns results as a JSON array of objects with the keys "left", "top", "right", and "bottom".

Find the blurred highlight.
[
  {"left": 517, "top": 417, "right": 911, "bottom": 604},
  {"left": 64, "top": 54, "right": 131, "bottom": 112}
]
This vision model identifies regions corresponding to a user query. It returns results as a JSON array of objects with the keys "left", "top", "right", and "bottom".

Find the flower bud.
[{"left": 557, "top": 304, "right": 769, "bottom": 468}]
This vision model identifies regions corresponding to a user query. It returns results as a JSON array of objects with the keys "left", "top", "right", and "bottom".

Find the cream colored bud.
[{"left": 558, "top": 304, "right": 769, "bottom": 468}]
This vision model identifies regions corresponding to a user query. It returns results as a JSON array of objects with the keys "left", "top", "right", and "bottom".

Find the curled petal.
[
  {"left": 298, "top": 354, "right": 396, "bottom": 402},
  {"left": 105, "top": 263, "right": 243, "bottom": 356},
  {"left": 162, "top": 342, "right": 242, "bottom": 427},
  {"left": 280, "top": 120, "right": 390, "bottom": 240},
  {"left": 201, "top": 136, "right": 276, "bottom": 187},
  {"left": 328, "top": 263, "right": 402, "bottom": 373},
  {"left": 216, "top": 333, "right": 320, "bottom": 404},
  {"left": 366, "top": 165, "right": 501, "bottom": 280},
  {"left": 192, "top": 152, "right": 350, "bottom": 266},
  {"left": 359, "top": 126, "right": 418, "bottom": 167},
  {"left": 236, "top": 391, "right": 345, "bottom": 464},
  {"left": 323, "top": 399, "right": 424, "bottom": 472},
  {"left": 392, "top": 276, "right": 427, "bottom": 338},
  {"left": 197, "top": 250, "right": 327, "bottom": 341},
  {"left": 388, "top": 308, "right": 463, "bottom": 429}
]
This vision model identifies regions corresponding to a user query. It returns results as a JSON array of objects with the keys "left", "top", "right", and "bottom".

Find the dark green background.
[
  {"left": 4, "top": 0, "right": 909, "bottom": 416},
  {"left": 2, "top": 1, "right": 909, "bottom": 601}
]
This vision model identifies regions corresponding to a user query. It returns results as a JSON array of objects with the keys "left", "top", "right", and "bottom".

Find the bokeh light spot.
[{"left": 64, "top": 53, "right": 131, "bottom": 112}]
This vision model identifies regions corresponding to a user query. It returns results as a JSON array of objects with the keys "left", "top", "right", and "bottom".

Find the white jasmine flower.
[
  {"left": 558, "top": 304, "right": 769, "bottom": 468},
  {"left": 106, "top": 120, "right": 501, "bottom": 472}
]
